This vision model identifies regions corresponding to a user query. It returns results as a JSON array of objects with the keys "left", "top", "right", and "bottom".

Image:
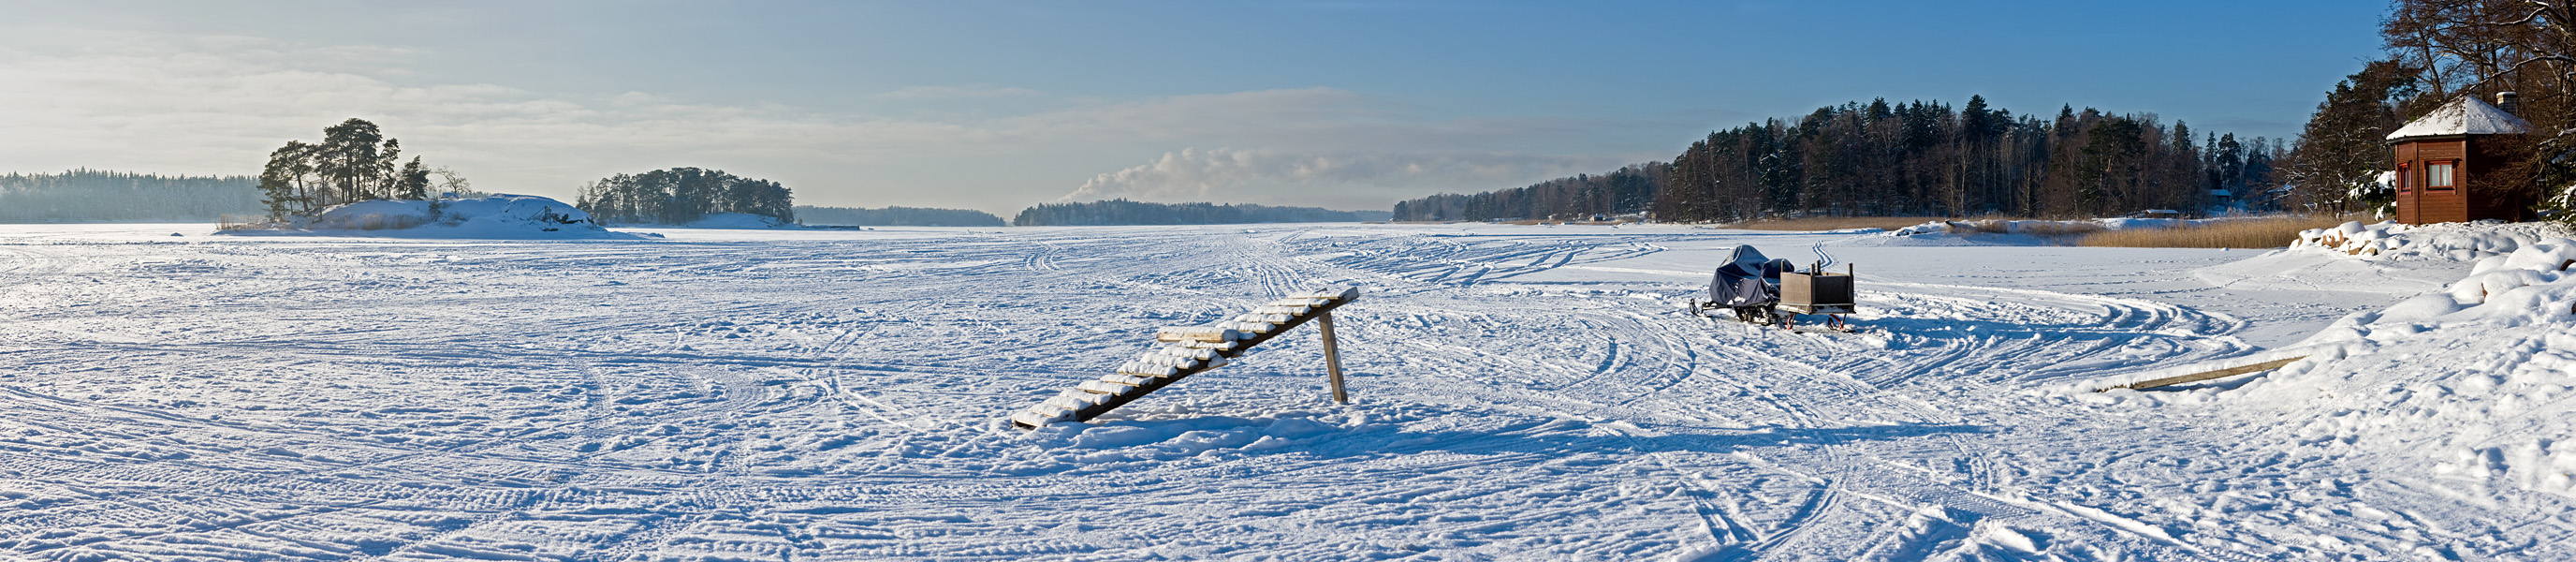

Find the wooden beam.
[
  {"left": 1320, "top": 312, "right": 1347, "bottom": 404},
  {"left": 2101, "top": 356, "right": 2305, "bottom": 392}
]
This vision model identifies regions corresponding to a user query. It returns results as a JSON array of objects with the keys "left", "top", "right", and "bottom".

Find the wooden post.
[{"left": 1319, "top": 312, "right": 1348, "bottom": 404}]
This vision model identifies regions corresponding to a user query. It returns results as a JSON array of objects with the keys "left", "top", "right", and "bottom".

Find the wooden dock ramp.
[
  {"left": 1010, "top": 288, "right": 1357, "bottom": 429},
  {"left": 2098, "top": 356, "right": 2308, "bottom": 392}
]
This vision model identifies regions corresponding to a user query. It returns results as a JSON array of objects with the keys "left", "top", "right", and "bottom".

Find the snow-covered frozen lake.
[{"left": 0, "top": 222, "right": 2557, "bottom": 561}]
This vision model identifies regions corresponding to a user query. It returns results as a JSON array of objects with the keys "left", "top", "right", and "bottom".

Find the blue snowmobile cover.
[{"left": 1709, "top": 245, "right": 1795, "bottom": 307}]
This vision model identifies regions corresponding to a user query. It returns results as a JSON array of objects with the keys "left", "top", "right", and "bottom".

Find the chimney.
[{"left": 2498, "top": 92, "right": 2520, "bottom": 115}]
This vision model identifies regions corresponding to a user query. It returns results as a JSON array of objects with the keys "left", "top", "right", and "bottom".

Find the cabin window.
[
  {"left": 2396, "top": 163, "right": 2410, "bottom": 193},
  {"left": 2427, "top": 161, "right": 2456, "bottom": 190}
]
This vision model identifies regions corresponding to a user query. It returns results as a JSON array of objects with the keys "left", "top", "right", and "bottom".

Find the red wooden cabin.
[{"left": 2387, "top": 93, "right": 2536, "bottom": 224}]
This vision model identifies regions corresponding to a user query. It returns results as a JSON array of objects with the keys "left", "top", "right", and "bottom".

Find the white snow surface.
[
  {"left": 2386, "top": 95, "right": 2534, "bottom": 140},
  {"left": 4, "top": 221, "right": 2575, "bottom": 560}
]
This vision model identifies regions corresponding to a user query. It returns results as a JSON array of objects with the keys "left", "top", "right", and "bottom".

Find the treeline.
[
  {"left": 576, "top": 168, "right": 795, "bottom": 226},
  {"left": 796, "top": 205, "right": 1003, "bottom": 227},
  {"left": 1391, "top": 163, "right": 1667, "bottom": 221},
  {"left": 1661, "top": 97, "right": 2278, "bottom": 221},
  {"left": 1396, "top": 96, "right": 2282, "bottom": 222},
  {"left": 1013, "top": 200, "right": 1391, "bottom": 226},
  {"left": 0, "top": 170, "right": 264, "bottom": 223}
]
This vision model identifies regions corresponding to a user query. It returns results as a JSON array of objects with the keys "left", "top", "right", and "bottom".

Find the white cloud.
[{"left": 0, "top": 30, "right": 1647, "bottom": 214}]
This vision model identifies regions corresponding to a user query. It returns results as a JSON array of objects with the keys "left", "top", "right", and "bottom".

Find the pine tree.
[
  {"left": 255, "top": 118, "right": 446, "bottom": 220},
  {"left": 397, "top": 156, "right": 430, "bottom": 200}
]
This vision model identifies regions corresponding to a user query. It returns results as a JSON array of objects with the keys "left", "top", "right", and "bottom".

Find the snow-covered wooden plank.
[
  {"left": 1155, "top": 327, "right": 1243, "bottom": 343},
  {"left": 1157, "top": 347, "right": 1218, "bottom": 361},
  {"left": 1014, "top": 286, "right": 1360, "bottom": 429},
  {"left": 1116, "top": 363, "right": 1179, "bottom": 377},
  {"left": 1042, "top": 394, "right": 1099, "bottom": 411},
  {"left": 1133, "top": 354, "right": 1200, "bottom": 368},
  {"left": 1295, "top": 288, "right": 1359, "bottom": 301},
  {"left": 1012, "top": 409, "right": 1067, "bottom": 427},
  {"left": 1077, "top": 380, "right": 1136, "bottom": 394}
]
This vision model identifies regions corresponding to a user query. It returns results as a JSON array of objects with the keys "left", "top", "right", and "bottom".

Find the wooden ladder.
[{"left": 1010, "top": 288, "right": 1357, "bottom": 429}]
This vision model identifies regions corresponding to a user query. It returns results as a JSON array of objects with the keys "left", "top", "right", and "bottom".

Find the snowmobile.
[{"left": 1690, "top": 245, "right": 1858, "bottom": 332}]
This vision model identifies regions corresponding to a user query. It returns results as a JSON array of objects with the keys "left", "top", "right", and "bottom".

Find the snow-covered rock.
[
  {"left": 681, "top": 213, "right": 800, "bottom": 229},
  {"left": 1877, "top": 217, "right": 2196, "bottom": 245},
  {"left": 2291, "top": 219, "right": 2567, "bottom": 260},
  {"left": 222, "top": 195, "right": 629, "bottom": 239}
]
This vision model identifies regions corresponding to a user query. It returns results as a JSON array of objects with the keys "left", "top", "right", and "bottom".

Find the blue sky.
[{"left": 0, "top": 1, "right": 2387, "bottom": 214}]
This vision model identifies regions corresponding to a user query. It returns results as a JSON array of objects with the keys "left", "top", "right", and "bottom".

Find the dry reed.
[{"left": 2075, "top": 215, "right": 2355, "bottom": 248}]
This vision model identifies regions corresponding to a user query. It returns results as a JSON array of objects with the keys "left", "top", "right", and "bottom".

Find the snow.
[
  {"left": 7, "top": 220, "right": 2576, "bottom": 559},
  {"left": 2386, "top": 96, "right": 2533, "bottom": 140}
]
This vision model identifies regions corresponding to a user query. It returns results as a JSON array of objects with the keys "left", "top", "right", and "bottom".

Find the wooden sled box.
[{"left": 1778, "top": 271, "right": 1854, "bottom": 315}]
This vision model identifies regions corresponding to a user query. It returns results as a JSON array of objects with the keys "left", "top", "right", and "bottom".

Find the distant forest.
[
  {"left": 0, "top": 170, "right": 264, "bottom": 223},
  {"left": 796, "top": 205, "right": 1004, "bottom": 227},
  {"left": 1014, "top": 200, "right": 1392, "bottom": 226},
  {"left": 1395, "top": 164, "right": 1666, "bottom": 222},
  {"left": 577, "top": 168, "right": 795, "bottom": 226},
  {"left": 1393, "top": 96, "right": 2282, "bottom": 222}
]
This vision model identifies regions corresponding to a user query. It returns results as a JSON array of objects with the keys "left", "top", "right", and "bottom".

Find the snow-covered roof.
[{"left": 2386, "top": 96, "right": 2532, "bottom": 140}]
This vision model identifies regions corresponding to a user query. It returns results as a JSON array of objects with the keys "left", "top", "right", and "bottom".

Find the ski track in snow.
[{"left": 0, "top": 223, "right": 2563, "bottom": 561}]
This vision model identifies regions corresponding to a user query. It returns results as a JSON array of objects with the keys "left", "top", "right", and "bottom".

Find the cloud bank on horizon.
[{"left": 1060, "top": 148, "right": 1620, "bottom": 209}]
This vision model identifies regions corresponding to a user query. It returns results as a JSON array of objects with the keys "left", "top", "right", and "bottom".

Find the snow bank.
[
  {"left": 2080, "top": 221, "right": 2576, "bottom": 495},
  {"left": 221, "top": 195, "right": 635, "bottom": 239},
  {"left": 2243, "top": 237, "right": 2576, "bottom": 492}
]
